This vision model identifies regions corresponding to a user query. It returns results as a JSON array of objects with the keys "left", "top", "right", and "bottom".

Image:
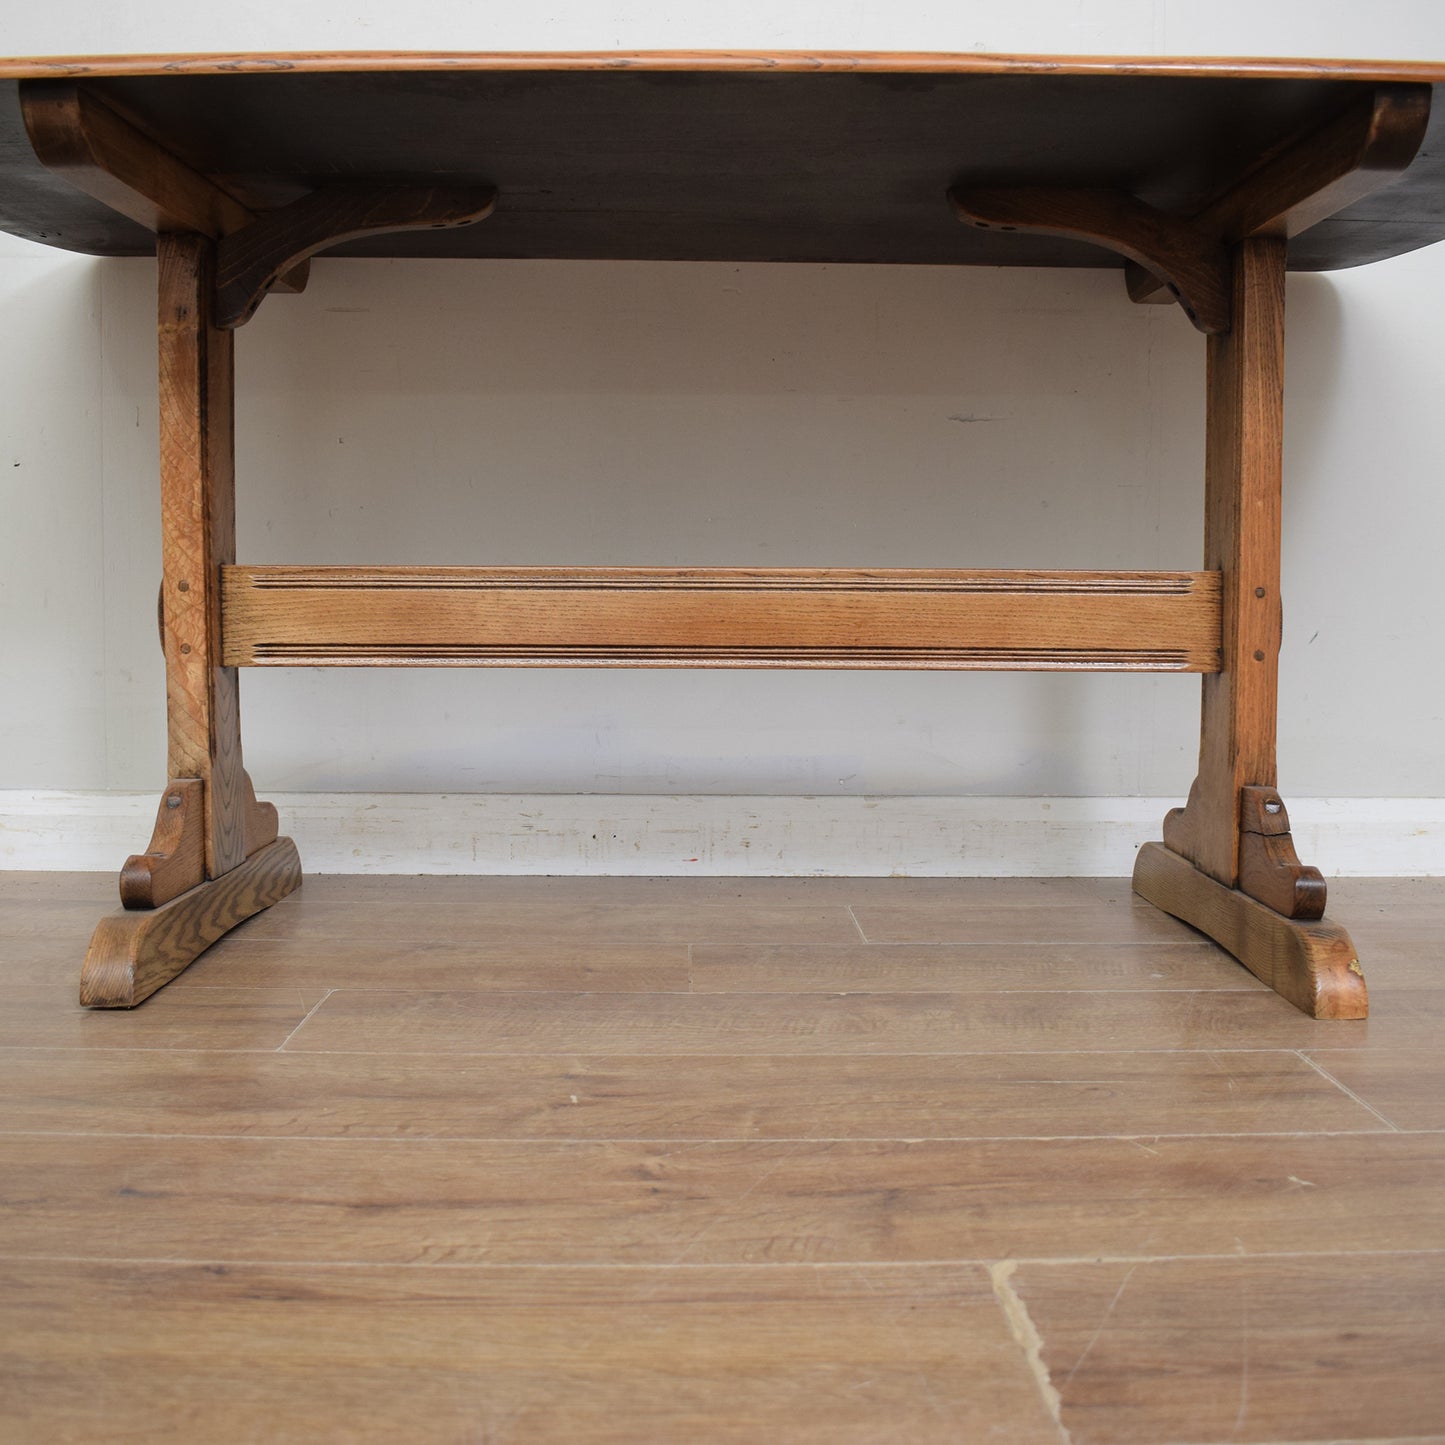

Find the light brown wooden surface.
[
  {"left": 220, "top": 566, "right": 1224, "bottom": 670},
  {"left": 1133, "top": 841, "right": 1366, "bottom": 1018},
  {"left": 80, "top": 836, "right": 302, "bottom": 1007},
  {"left": 157, "top": 233, "right": 247, "bottom": 878},
  {"left": 0, "top": 1048, "right": 1383, "bottom": 1141},
  {"left": 2, "top": 871, "right": 1443, "bottom": 1442},
  {"left": 0, "top": 1261, "right": 1058, "bottom": 1445},
  {"left": 118, "top": 778, "right": 205, "bottom": 908},
  {"left": 6, "top": 51, "right": 1445, "bottom": 80},
  {"left": 1165, "top": 236, "right": 1288, "bottom": 888},
  {"left": 1236, "top": 784, "right": 1327, "bottom": 919},
  {"left": 13, "top": 1129, "right": 1445, "bottom": 1265},
  {"left": 1011, "top": 1254, "right": 1445, "bottom": 1444},
  {"left": 0, "top": 984, "right": 315, "bottom": 1049},
  {"left": 283, "top": 982, "right": 1395, "bottom": 1056},
  {"left": 1304, "top": 1048, "right": 1445, "bottom": 1130},
  {"left": 116, "top": 767, "right": 278, "bottom": 910}
]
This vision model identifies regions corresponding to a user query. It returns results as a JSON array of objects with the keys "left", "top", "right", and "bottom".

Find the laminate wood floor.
[{"left": 1, "top": 871, "right": 1442, "bottom": 1444}]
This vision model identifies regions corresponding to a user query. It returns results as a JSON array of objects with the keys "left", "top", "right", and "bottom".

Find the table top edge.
[{"left": 2, "top": 49, "right": 1444, "bottom": 83}]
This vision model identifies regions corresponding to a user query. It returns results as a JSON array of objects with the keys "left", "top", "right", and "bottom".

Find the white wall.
[{"left": 3, "top": 4, "right": 1444, "bottom": 869}]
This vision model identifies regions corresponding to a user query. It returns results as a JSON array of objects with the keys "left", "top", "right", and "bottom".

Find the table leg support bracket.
[
  {"left": 1132, "top": 841, "right": 1365, "bottom": 1019},
  {"left": 1235, "top": 785, "right": 1327, "bottom": 920},
  {"left": 118, "top": 772, "right": 280, "bottom": 909}
]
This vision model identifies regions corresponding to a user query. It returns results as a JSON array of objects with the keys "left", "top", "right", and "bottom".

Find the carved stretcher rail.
[{"left": 220, "top": 566, "right": 1223, "bottom": 671}]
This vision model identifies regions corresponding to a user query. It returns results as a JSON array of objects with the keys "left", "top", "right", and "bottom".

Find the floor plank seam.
[
  {"left": 0, "top": 1044, "right": 1406, "bottom": 1058},
  {"left": 0, "top": 1043, "right": 1397, "bottom": 1057},
  {"left": 171, "top": 937, "right": 1226, "bottom": 950},
  {"left": 228, "top": 935, "right": 1231, "bottom": 947},
  {"left": 0, "top": 1128, "right": 1428, "bottom": 1143},
  {"left": 1143, "top": 1438, "right": 1445, "bottom": 1445},
  {"left": 273, "top": 989, "right": 337, "bottom": 1052},
  {"left": 1295, "top": 1051, "right": 1404, "bottom": 1131},
  {"left": 5, "top": 1247, "right": 1444, "bottom": 1270},
  {"left": 157, "top": 982, "right": 1275, "bottom": 996},
  {"left": 261, "top": 1045, "right": 1395, "bottom": 1058},
  {"left": 0, "top": 1045, "right": 303, "bottom": 1055}
]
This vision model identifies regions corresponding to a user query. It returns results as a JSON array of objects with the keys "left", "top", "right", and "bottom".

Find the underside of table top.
[{"left": 1, "top": 51, "right": 1444, "bottom": 271}]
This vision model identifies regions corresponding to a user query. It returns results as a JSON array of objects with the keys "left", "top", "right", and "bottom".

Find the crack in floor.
[{"left": 989, "top": 1259, "right": 1069, "bottom": 1442}]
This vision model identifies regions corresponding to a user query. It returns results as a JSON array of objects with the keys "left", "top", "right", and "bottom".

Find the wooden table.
[{"left": 4, "top": 51, "right": 1444, "bottom": 1016}]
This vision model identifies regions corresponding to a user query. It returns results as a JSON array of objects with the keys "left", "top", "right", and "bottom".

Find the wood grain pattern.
[
  {"left": 175, "top": 937, "right": 693, "bottom": 993},
  {"left": 951, "top": 186, "right": 1232, "bottom": 333},
  {"left": 6, "top": 1131, "right": 1445, "bottom": 1264},
  {"left": 1164, "top": 237, "right": 1287, "bottom": 886},
  {"left": 80, "top": 837, "right": 302, "bottom": 1007},
  {"left": 1013, "top": 1254, "right": 1445, "bottom": 1444},
  {"left": 48, "top": 232, "right": 300, "bottom": 1006},
  {"left": 848, "top": 895, "right": 1197, "bottom": 945},
  {"left": 688, "top": 940, "right": 1247, "bottom": 992},
  {"left": 19, "top": 80, "right": 254, "bottom": 234},
  {"left": 5, "top": 63, "right": 1444, "bottom": 274},
  {"left": 197, "top": 873, "right": 1120, "bottom": 904},
  {"left": 1, "top": 873, "right": 1442, "bottom": 1441},
  {"left": 238, "top": 769, "right": 279, "bottom": 856},
  {"left": 1236, "top": 784, "right": 1327, "bottom": 920},
  {"left": 0, "top": 1261, "right": 1059, "bottom": 1445},
  {"left": 157, "top": 233, "right": 248, "bottom": 877},
  {"left": 0, "top": 870, "right": 118, "bottom": 902},
  {"left": 0, "top": 898, "right": 141, "bottom": 943},
  {"left": 17, "top": 79, "right": 309, "bottom": 295},
  {"left": 1127, "top": 82, "right": 1432, "bottom": 300},
  {"left": 0, "top": 985, "right": 315, "bottom": 1049},
  {"left": 1320, "top": 879, "right": 1445, "bottom": 987},
  {"left": 236, "top": 900, "right": 863, "bottom": 948},
  {"left": 118, "top": 778, "right": 205, "bottom": 909},
  {"left": 5, "top": 52, "right": 1445, "bottom": 81},
  {"left": 232, "top": 893, "right": 1140, "bottom": 947},
  {"left": 1304, "top": 1048, "right": 1445, "bottom": 1130},
  {"left": 0, "top": 1047, "right": 1383, "bottom": 1141},
  {"left": 220, "top": 566, "right": 1224, "bottom": 671},
  {"left": 1133, "top": 842, "right": 1365, "bottom": 1019},
  {"left": 113, "top": 767, "right": 278, "bottom": 913},
  {"left": 276, "top": 984, "right": 1389, "bottom": 1057},
  {"left": 215, "top": 183, "right": 496, "bottom": 327}
]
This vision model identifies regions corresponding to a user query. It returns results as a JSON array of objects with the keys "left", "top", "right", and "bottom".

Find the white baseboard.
[{"left": 1, "top": 791, "right": 1441, "bottom": 875}]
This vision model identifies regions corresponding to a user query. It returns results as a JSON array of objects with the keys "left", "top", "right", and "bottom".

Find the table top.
[{"left": 3, "top": 51, "right": 1445, "bottom": 271}]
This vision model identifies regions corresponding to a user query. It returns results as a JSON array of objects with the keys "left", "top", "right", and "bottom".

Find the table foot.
[
  {"left": 1132, "top": 841, "right": 1366, "bottom": 1019},
  {"left": 80, "top": 837, "right": 302, "bottom": 1007}
]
